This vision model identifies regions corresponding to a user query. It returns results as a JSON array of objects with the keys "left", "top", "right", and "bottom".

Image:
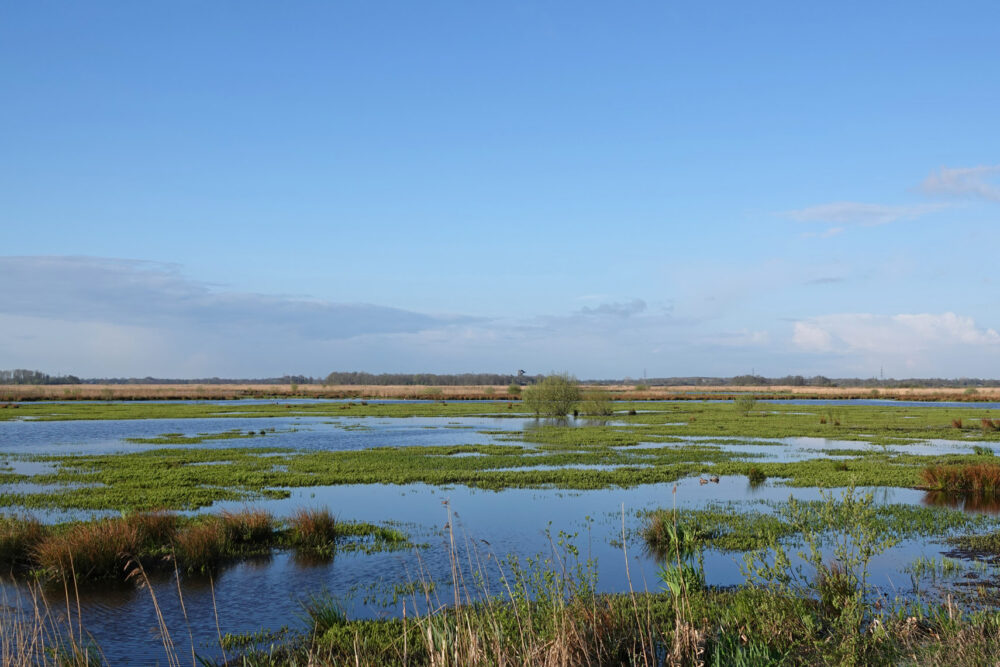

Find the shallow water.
[
  {"left": 0, "top": 402, "right": 997, "bottom": 662},
  {"left": 0, "top": 415, "right": 526, "bottom": 457}
]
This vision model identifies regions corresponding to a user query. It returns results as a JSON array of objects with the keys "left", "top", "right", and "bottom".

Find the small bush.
[
  {"left": 982, "top": 418, "right": 997, "bottom": 433},
  {"left": 973, "top": 445, "right": 994, "bottom": 456},
  {"left": 522, "top": 374, "right": 581, "bottom": 417},
  {"left": 507, "top": 383, "right": 521, "bottom": 397},
  {"left": 952, "top": 419, "right": 963, "bottom": 429},
  {"left": 747, "top": 467, "right": 767, "bottom": 487}
]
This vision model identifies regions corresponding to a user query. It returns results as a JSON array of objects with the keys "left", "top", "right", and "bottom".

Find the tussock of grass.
[
  {"left": 34, "top": 517, "right": 141, "bottom": 580},
  {"left": 0, "top": 515, "right": 47, "bottom": 570},
  {"left": 0, "top": 509, "right": 408, "bottom": 582},
  {"left": 221, "top": 508, "right": 275, "bottom": 546},
  {"left": 921, "top": 463, "right": 1000, "bottom": 493},
  {"left": 289, "top": 508, "right": 338, "bottom": 551},
  {"left": 175, "top": 521, "right": 226, "bottom": 571}
]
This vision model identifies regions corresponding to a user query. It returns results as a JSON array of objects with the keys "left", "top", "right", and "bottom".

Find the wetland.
[{"left": 5, "top": 397, "right": 1000, "bottom": 664}]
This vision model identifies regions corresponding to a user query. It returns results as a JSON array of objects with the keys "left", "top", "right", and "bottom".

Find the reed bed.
[
  {"left": 0, "top": 509, "right": 405, "bottom": 582},
  {"left": 921, "top": 463, "right": 1000, "bottom": 493},
  {"left": 5, "top": 382, "right": 1000, "bottom": 403}
]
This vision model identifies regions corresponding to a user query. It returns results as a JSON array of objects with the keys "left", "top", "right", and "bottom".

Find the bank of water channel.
[{"left": 1, "top": 405, "right": 999, "bottom": 662}]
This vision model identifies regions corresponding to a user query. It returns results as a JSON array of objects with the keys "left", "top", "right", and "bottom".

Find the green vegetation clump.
[{"left": 522, "top": 374, "right": 581, "bottom": 416}]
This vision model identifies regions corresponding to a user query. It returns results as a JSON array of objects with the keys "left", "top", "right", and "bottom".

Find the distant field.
[{"left": 1, "top": 382, "right": 999, "bottom": 402}]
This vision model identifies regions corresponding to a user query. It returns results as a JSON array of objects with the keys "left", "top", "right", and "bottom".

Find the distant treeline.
[
  {"left": 0, "top": 371, "right": 315, "bottom": 385},
  {"left": 0, "top": 369, "right": 81, "bottom": 385},
  {"left": 4, "top": 369, "right": 1000, "bottom": 388},
  {"left": 622, "top": 375, "right": 1000, "bottom": 388},
  {"left": 322, "top": 372, "right": 526, "bottom": 386}
]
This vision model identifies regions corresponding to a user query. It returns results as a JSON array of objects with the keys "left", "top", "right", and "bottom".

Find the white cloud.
[
  {"left": 920, "top": 165, "right": 1000, "bottom": 201},
  {"left": 791, "top": 321, "right": 834, "bottom": 352},
  {"left": 785, "top": 202, "right": 945, "bottom": 226},
  {"left": 792, "top": 312, "right": 1000, "bottom": 356}
]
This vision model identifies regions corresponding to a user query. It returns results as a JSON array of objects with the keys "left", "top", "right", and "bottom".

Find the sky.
[{"left": 2, "top": 1, "right": 1000, "bottom": 379}]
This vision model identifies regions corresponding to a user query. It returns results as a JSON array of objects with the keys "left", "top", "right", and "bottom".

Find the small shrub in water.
[
  {"left": 973, "top": 445, "right": 994, "bottom": 457},
  {"left": 747, "top": 466, "right": 767, "bottom": 487},
  {"left": 522, "top": 374, "right": 581, "bottom": 417}
]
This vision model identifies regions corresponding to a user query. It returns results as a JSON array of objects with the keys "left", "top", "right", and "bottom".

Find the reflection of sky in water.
[
  {"left": 0, "top": 476, "right": 976, "bottom": 664},
  {"left": 0, "top": 416, "right": 528, "bottom": 456},
  {"left": 618, "top": 435, "right": 991, "bottom": 462},
  {"left": 2, "top": 407, "right": 1000, "bottom": 662}
]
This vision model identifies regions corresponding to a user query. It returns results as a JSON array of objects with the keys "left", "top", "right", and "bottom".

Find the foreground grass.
[{"left": 9, "top": 489, "right": 1000, "bottom": 666}]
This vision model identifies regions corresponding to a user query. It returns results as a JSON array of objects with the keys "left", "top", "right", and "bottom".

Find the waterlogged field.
[{"left": 4, "top": 399, "right": 1000, "bottom": 663}]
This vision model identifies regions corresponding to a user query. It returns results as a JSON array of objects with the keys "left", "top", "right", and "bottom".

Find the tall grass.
[
  {"left": 1, "top": 508, "right": 391, "bottom": 582},
  {"left": 33, "top": 518, "right": 141, "bottom": 580},
  {"left": 288, "top": 508, "right": 338, "bottom": 551},
  {"left": 920, "top": 463, "right": 1000, "bottom": 493},
  {"left": 0, "top": 516, "right": 47, "bottom": 572}
]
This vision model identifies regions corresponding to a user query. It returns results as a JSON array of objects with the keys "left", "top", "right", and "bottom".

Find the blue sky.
[{"left": 2, "top": 1, "right": 999, "bottom": 378}]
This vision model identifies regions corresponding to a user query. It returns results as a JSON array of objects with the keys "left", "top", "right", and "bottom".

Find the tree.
[{"left": 522, "top": 374, "right": 581, "bottom": 416}]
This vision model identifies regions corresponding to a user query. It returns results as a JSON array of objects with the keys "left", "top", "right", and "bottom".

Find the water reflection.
[{"left": 923, "top": 490, "right": 1000, "bottom": 514}]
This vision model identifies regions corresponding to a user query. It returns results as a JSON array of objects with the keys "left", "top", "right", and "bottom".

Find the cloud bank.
[{"left": 793, "top": 312, "right": 1000, "bottom": 355}]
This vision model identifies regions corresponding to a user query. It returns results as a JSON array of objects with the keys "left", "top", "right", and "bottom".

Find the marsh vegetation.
[{"left": 4, "top": 397, "right": 1000, "bottom": 662}]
